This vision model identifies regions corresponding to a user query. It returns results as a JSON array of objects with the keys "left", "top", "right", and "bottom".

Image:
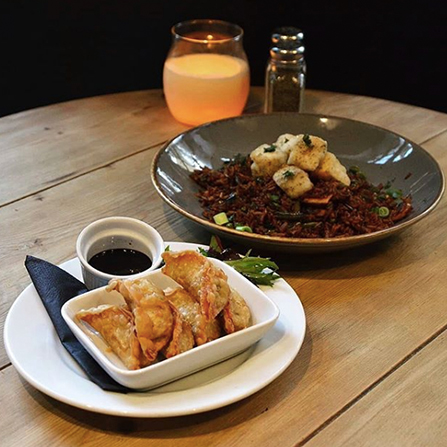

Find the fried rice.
[{"left": 190, "top": 155, "right": 413, "bottom": 239}]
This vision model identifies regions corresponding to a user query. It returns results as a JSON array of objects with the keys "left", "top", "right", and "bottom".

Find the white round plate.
[{"left": 4, "top": 242, "right": 306, "bottom": 418}]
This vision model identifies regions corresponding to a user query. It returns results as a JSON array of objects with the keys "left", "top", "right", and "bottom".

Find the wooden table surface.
[{"left": 1, "top": 87, "right": 447, "bottom": 446}]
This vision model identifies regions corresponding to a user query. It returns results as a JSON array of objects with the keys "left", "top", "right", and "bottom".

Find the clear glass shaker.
[{"left": 264, "top": 27, "right": 306, "bottom": 113}]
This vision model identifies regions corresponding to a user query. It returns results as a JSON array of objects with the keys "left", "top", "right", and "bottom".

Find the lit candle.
[
  {"left": 163, "top": 53, "right": 250, "bottom": 126},
  {"left": 163, "top": 20, "right": 250, "bottom": 126}
]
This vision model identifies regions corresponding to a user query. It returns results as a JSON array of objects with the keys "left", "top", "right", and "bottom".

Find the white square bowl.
[{"left": 61, "top": 257, "right": 280, "bottom": 390}]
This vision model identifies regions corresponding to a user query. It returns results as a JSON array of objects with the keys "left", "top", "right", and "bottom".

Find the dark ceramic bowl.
[{"left": 151, "top": 113, "right": 444, "bottom": 253}]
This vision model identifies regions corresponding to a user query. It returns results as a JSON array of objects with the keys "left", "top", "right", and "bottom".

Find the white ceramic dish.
[
  {"left": 61, "top": 257, "right": 280, "bottom": 390},
  {"left": 4, "top": 242, "right": 306, "bottom": 417}
]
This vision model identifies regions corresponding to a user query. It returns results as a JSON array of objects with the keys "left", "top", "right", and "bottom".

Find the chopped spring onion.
[
  {"left": 213, "top": 212, "right": 229, "bottom": 225},
  {"left": 372, "top": 206, "right": 390, "bottom": 217},
  {"left": 378, "top": 206, "right": 390, "bottom": 217},
  {"left": 235, "top": 225, "right": 253, "bottom": 233},
  {"left": 385, "top": 188, "right": 403, "bottom": 199}
]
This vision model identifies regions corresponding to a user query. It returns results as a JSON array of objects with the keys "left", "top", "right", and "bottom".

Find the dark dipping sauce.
[{"left": 88, "top": 248, "right": 152, "bottom": 276}]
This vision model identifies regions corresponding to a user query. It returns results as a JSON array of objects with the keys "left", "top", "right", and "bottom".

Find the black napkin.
[{"left": 25, "top": 255, "right": 132, "bottom": 393}]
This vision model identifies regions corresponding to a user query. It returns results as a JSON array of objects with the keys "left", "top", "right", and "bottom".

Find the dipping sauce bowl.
[{"left": 76, "top": 216, "right": 164, "bottom": 289}]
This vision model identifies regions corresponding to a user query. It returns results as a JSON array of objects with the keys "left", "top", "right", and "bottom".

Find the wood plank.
[
  {"left": 2, "top": 90, "right": 447, "bottom": 446},
  {"left": 0, "top": 90, "right": 189, "bottom": 206},
  {"left": 2, "top": 88, "right": 446, "bottom": 208},
  {"left": 0, "top": 88, "right": 261, "bottom": 208},
  {"left": 304, "top": 330, "right": 447, "bottom": 447},
  {"left": 1, "top": 127, "right": 447, "bottom": 446},
  {"left": 244, "top": 88, "right": 447, "bottom": 143},
  {"left": 1, "top": 358, "right": 312, "bottom": 447},
  {"left": 302, "top": 90, "right": 447, "bottom": 143}
]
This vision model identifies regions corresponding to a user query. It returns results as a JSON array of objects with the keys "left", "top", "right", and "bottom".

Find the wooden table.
[{"left": 1, "top": 87, "right": 447, "bottom": 446}]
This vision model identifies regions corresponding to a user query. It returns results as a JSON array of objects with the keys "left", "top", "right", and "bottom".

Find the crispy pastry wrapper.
[
  {"left": 161, "top": 250, "right": 231, "bottom": 321},
  {"left": 76, "top": 304, "right": 143, "bottom": 370}
]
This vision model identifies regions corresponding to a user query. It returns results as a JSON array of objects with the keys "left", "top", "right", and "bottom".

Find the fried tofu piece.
[
  {"left": 222, "top": 288, "right": 252, "bottom": 334},
  {"left": 162, "top": 250, "right": 231, "bottom": 321},
  {"left": 275, "top": 133, "right": 297, "bottom": 156},
  {"left": 287, "top": 134, "right": 328, "bottom": 171},
  {"left": 276, "top": 134, "right": 301, "bottom": 158},
  {"left": 313, "top": 152, "right": 351, "bottom": 186},
  {"left": 76, "top": 304, "right": 143, "bottom": 370},
  {"left": 250, "top": 143, "right": 288, "bottom": 178},
  {"left": 273, "top": 165, "right": 314, "bottom": 199}
]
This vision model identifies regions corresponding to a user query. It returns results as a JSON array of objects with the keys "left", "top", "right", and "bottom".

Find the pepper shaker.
[{"left": 264, "top": 26, "right": 306, "bottom": 113}]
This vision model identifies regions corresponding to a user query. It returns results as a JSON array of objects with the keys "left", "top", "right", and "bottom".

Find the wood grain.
[
  {"left": 304, "top": 331, "right": 447, "bottom": 447},
  {"left": 303, "top": 90, "right": 447, "bottom": 143},
  {"left": 2, "top": 89, "right": 447, "bottom": 447},
  {"left": 0, "top": 90, "right": 189, "bottom": 206}
]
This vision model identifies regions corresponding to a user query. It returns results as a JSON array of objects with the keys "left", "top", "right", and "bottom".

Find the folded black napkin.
[{"left": 25, "top": 255, "right": 131, "bottom": 393}]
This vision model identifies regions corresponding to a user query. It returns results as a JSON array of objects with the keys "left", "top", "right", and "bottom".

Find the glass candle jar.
[{"left": 163, "top": 19, "right": 250, "bottom": 126}]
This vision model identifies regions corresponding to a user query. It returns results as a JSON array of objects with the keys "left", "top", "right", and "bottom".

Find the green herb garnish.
[
  {"left": 283, "top": 170, "right": 295, "bottom": 179},
  {"left": 303, "top": 134, "right": 313, "bottom": 147},
  {"left": 385, "top": 188, "right": 403, "bottom": 200},
  {"left": 225, "top": 257, "right": 280, "bottom": 286},
  {"left": 348, "top": 165, "right": 366, "bottom": 179},
  {"left": 228, "top": 153, "right": 247, "bottom": 165},
  {"left": 264, "top": 144, "right": 277, "bottom": 153},
  {"left": 302, "top": 222, "right": 320, "bottom": 228},
  {"left": 209, "top": 235, "right": 222, "bottom": 252},
  {"left": 202, "top": 235, "right": 280, "bottom": 286}
]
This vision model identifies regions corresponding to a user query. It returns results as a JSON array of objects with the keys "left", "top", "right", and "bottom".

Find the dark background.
[{"left": 1, "top": 0, "right": 446, "bottom": 117}]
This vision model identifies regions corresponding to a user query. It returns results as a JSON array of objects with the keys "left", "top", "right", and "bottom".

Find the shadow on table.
[{"left": 21, "top": 322, "right": 313, "bottom": 436}]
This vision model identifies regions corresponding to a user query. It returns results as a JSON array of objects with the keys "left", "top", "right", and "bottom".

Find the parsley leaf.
[{"left": 264, "top": 144, "right": 277, "bottom": 153}]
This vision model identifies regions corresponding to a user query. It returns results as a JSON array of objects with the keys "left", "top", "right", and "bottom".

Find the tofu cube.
[
  {"left": 250, "top": 143, "right": 288, "bottom": 178},
  {"left": 313, "top": 152, "right": 351, "bottom": 186},
  {"left": 275, "top": 133, "right": 298, "bottom": 156},
  {"left": 273, "top": 165, "right": 314, "bottom": 199},
  {"left": 287, "top": 134, "right": 328, "bottom": 171}
]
